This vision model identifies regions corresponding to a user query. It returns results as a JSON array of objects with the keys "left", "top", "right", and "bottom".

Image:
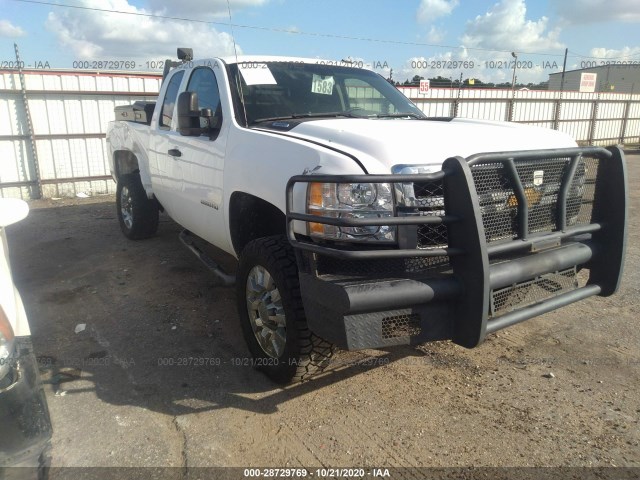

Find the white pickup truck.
[{"left": 107, "top": 49, "right": 627, "bottom": 383}]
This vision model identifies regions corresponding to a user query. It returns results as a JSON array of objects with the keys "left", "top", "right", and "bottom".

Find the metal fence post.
[
  {"left": 588, "top": 92, "right": 601, "bottom": 146},
  {"left": 619, "top": 84, "right": 634, "bottom": 145},
  {"left": 451, "top": 76, "right": 462, "bottom": 118},
  {"left": 553, "top": 91, "right": 563, "bottom": 131},
  {"left": 14, "top": 43, "right": 42, "bottom": 199},
  {"left": 619, "top": 100, "right": 631, "bottom": 144}
]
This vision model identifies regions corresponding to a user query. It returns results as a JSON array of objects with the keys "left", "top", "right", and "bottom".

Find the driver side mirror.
[{"left": 177, "top": 91, "right": 215, "bottom": 136}]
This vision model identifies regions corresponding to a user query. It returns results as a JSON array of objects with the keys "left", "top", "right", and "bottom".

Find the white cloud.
[
  {"left": 551, "top": 0, "right": 640, "bottom": 24},
  {"left": 587, "top": 46, "right": 640, "bottom": 59},
  {"left": 426, "top": 25, "right": 445, "bottom": 43},
  {"left": 147, "top": 0, "right": 268, "bottom": 20},
  {"left": 45, "top": 0, "right": 240, "bottom": 62},
  {"left": 0, "top": 19, "right": 26, "bottom": 37},
  {"left": 400, "top": 0, "right": 567, "bottom": 85},
  {"left": 564, "top": 46, "right": 640, "bottom": 71},
  {"left": 417, "top": 0, "right": 459, "bottom": 23},
  {"left": 401, "top": 46, "right": 562, "bottom": 86},
  {"left": 461, "top": 0, "right": 564, "bottom": 52}
]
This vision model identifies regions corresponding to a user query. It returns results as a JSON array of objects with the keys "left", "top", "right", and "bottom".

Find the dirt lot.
[{"left": 5, "top": 154, "right": 640, "bottom": 474}]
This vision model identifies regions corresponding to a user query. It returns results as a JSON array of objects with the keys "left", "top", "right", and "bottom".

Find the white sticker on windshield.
[
  {"left": 238, "top": 62, "right": 277, "bottom": 86},
  {"left": 311, "top": 74, "right": 335, "bottom": 95}
]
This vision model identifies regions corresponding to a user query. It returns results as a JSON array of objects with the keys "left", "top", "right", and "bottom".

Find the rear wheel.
[
  {"left": 237, "top": 235, "right": 335, "bottom": 384},
  {"left": 116, "top": 173, "right": 159, "bottom": 240}
]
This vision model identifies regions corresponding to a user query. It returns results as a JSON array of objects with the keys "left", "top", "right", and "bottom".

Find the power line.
[
  {"left": 568, "top": 49, "right": 640, "bottom": 60},
  {"left": 12, "top": 0, "right": 567, "bottom": 58},
  {"left": 12, "top": 0, "right": 640, "bottom": 61}
]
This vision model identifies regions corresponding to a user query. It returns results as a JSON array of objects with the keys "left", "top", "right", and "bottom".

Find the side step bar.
[{"left": 178, "top": 230, "right": 236, "bottom": 286}]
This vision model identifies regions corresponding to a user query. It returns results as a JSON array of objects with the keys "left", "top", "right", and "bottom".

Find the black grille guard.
[{"left": 285, "top": 146, "right": 627, "bottom": 348}]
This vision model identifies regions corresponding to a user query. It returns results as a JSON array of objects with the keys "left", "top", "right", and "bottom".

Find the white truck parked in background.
[{"left": 107, "top": 49, "right": 627, "bottom": 384}]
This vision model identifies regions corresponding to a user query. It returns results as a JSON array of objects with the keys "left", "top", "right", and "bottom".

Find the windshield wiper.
[
  {"left": 251, "top": 112, "right": 361, "bottom": 124},
  {"left": 372, "top": 112, "right": 425, "bottom": 119}
]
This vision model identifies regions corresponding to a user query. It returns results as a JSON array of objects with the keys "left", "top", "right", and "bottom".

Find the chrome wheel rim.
[
  {"left": 120, "top": 186, "right": 133, "bottom": 229},
  {"left": 246, "top": 265, "right": 286, "bottom": 358}
]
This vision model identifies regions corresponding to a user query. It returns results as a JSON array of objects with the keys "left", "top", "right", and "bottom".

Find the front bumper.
[
  {"left": 286, "top": 146, "right": 627, "bottom": 350},
  {"left": 0, "top": 337, "right": 52, "bottom": 469}
]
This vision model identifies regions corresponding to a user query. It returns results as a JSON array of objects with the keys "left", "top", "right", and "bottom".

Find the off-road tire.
[
  {"left": 237, "top": 235, "right": 335, "bottom": 384},
  {"left": 116, "top": 173, "right": 159, "bottom": 240}
]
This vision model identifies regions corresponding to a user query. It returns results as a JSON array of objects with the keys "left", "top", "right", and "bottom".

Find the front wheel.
[
  {"left": 116, "top": 173, "right": 159, "bottom": 240},
  {"left": 237, "top": 235, "right": 335, "bottom": 384}
]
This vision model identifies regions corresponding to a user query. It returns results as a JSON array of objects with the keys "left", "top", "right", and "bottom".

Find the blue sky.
[{"left": 1, "top": 0, "right": 639, "bottom": 84}]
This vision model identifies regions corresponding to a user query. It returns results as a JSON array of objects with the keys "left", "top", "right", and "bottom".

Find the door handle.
[{"left": 168, "top": 148, "right": 182, "bottom": 157}]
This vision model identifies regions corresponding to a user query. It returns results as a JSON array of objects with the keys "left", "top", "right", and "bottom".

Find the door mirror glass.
[{"left": 177, "top": 91, "right": 202, "bottom": 136}]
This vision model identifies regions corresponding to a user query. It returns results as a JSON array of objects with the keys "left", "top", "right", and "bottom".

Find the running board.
[{"left": 178, "top": 230, "right": 236, "bottom": 286}]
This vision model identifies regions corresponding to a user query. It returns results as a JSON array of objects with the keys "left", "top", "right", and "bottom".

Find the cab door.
[
  {"left": 168, "top": 66, "right": 229, "bottom": 250},
  {"left": 149, "top": 69, "right": 186, "bottom": 220}
]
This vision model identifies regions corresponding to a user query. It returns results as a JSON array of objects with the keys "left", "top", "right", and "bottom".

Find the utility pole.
[
  {"left": 511, "top": 52, "right": 518, "bottom": 93},
  {"left": 508, "top": 52, "right": 518, "bottom": 122},
  {"left": 555, "top": 48, "right": 568, "bottom": 131},
  {"left": 560, "top": 47, "right": 568, "bottom": 92}
]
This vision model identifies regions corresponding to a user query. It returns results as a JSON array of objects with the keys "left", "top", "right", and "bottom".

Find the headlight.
[
  {"left": 337, "top": 183, "right": 376, "bottom": 207},
  {"left": 307, "top": 182, "right": 395, "bottom": 242},
  {"left": 0, "top": 305, "right": 15, "bottom": 382}
]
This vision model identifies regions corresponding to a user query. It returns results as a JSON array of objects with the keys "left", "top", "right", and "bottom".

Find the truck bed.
[{"left": 114, "top": 101, "right": 156, "bottom": 126}]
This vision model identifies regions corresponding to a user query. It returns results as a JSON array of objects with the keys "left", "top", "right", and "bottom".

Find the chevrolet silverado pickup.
[{"left": 107, "top": 49, "right": 627, "bottom": 383}]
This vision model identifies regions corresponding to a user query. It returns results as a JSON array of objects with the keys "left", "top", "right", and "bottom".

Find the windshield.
[{"left": 226, "top": 61, "right": 426, "bottom": 126}]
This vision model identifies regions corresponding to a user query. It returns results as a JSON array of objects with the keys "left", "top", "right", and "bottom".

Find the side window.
[
  {"left": 160, "top": 70, "right": 185, "bottom": 130},
  {"left": 187, "top": 67, "right": 223, "bottom": 129}
]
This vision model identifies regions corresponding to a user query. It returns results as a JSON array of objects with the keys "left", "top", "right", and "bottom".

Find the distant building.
[{"left": 548, "top": 64, "right": 640, "bottom": 94}]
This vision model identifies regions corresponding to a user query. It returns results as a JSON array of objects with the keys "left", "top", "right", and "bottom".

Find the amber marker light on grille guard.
[{"left": 306, "top": 182, "right": 395, "bottom": 242}]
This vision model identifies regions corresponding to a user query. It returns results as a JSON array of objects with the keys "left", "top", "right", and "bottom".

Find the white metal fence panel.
[
  {"left": 0, "top": 97, "right": 24, "bottom": 135},
  {"left": 558, "top": 120, "right": 592, "bottom": 143},
  {"left": 629, "top": 102, "right": 640, "bottom": 118},
  {"left": 597, "top": 102, "right": 624, "bottom": 120},
  {"left": 457, "top": 100, "right": 507, "bottom": 121},
  {"left": 1, "top": 71, "right": 639, "bottom": 199},
  {"left": 399, "top": 87, "right": 640, "bottom": 147},
  {"left": 560, "top": 101, "right": 592, "bottom": 120},
  {"left": 0, "top": 69, "right": 161, "bottom": 198},
  {"left": 627, "top": 120, "right": 640, "bottom": 142},
  {"left": 421, "top": 101, "right": 451, "bottom": 117},
  {"left": 513, "top": 101, "right": 555, "bottom": 122}
]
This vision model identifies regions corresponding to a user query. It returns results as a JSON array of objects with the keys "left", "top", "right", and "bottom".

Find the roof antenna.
[{"left": 226, "top": 0, "right": 249, "bottom": 127}]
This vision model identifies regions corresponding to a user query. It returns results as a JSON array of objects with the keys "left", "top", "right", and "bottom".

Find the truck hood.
[{"left": 287, "top": 118, "right": 577, "bottom": 174}]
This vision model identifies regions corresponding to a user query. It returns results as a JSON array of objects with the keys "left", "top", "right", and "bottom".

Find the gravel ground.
[{"left": 5, "top": 154, "right": 639, "bottom": 476}]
